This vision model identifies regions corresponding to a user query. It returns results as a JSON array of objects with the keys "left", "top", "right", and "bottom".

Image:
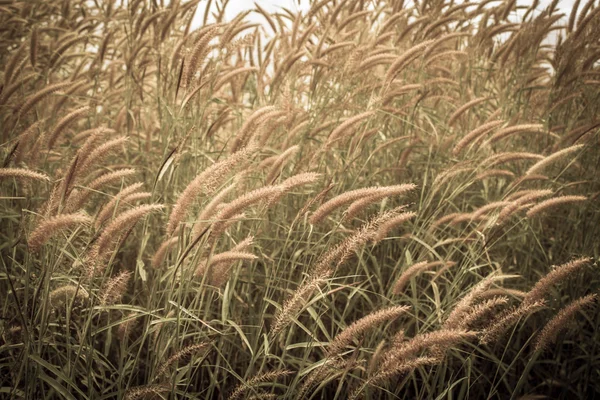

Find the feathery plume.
[
  {"left": 526, "top": 144, "right": 584, "bottom": 175},
  {"left": 278, "top": 172, "right": 321, "bottom": 191},
  {"left": 480, "top": 300, "right": 546, "bottom": 344},
  {"left": 457, "top": 296, "right": 510, "bottom": 330},
  {"left": 191, "top": 183, "right": 237, "bottom": 239},
  {"left": 167, "top": 147, "right": 253, "bottom": 236},
  {"left": 382, "top": 329, "right": 477, "bottom": 367},
  {"left": 117, "top": 312, "right": 140, "bottom": 341},
  {"left": 444, "top": 276, "right": 498, "bottom": 329},
  {"left": 447, "top": 97, "right": 490, "bottom": 126},
  {"left": 392, "top": 261, "right": 449, "bottom": 294},
  {"left": 265, "top": 145, "right": 299, "bottom": 183},
  {"left": 373, "top": 211, "right": 416, "bottom": 242},
  {"left": 99, "top": 271, "right": 132, "bottom": 305},
  {"left": 210, "top": 185, "right": 284, "bottom": 239},
  {"left": 28, "top": 212, "right": 91, "bottom": 252},
  {"left": 49, "top": 285, "right": 89, "bottom": 308},
  {"left": 183, "top": 25, "right": 220, "bottom": 88},
  {"left": 534, "top": 294, "right": 597, "bottom": 352},
  {"left": 17, "top": 81, "right": 77, "bottom": 119},
  {"left": 526, "top": 195, "right": 587, "bottom": 217},
  {"left": 152, "top": 237, "right": 179, "bottom": 269},
  {"left": 229, "top": 106, "right": 279, "bottom": 153},
  {"left": 327, "top": 306, "right": 410, "bottom": 356},
  {"left": 325, "top": 111, "right": 376, "bottom": 146},
  {"left": 196, "top": 251, "right": 258, "bottom": 285},
  {"left": 343, "top": 185, "right": 413, "bottom": 221},
  {"left": 63, "top": 168, "right": 137, "bottom": 213},
  {"left": 13, "top": 119, "right": 46, "bottom": 165},
  {"left": 523, "top": 257, "right": 592, "bottom": 306},
  {"left": 350, "top": 357, "right": 438, "bottom": 400},
  {"left": 91, "top": 205, "right": 164, "bottom": 270},
  {"left": 0, "top": 168, "right": 50, "bottom": 182},
  {"left": 47, "top": 106, "right": 90, "bottom": 149},
  {"left": 75, "top": 137, "right": 129, "bottom": 178},
  {"left": 488, "top": 124, "right": 546, "bottom": 143},
  {"left": 311, "top": 206, "right": 410, "bottom": 277},
  {"left": 155, "top": 342, "right": 211, "bottom": 378},
  {"left": 483, "top": 152, "right": 544, "bottom": 167},
  {"left": 384, "top": 40, "right": 435, "bottom": 85},
  {"left": 214, "top": 66, "right": 259, "bottom": 91},
  {"left": 0, "top": 72, "right": 38, "bottom": 107},
  {"left": 228, "top": 370, "right": 293, "bottom": 400},
  {"left": 497, "top": 190, "right": 553, "bottom": 223},
  {"left": 271, "top": 273, "right": 330, "bottom": 336},
  {"left": 95, "top": 182, "right": 145, "bottom": 228},
  {"left": 453, "top": 120, "right": 504, "bottom": 155},
  {"left": 429, "top": 212, "right": 462, "bottom": 230},
  {"left": 310, "top": 184, "right": 415, "bottom": 225},
  {"left": 124, "top": 385, "right": 169, "bottom": 400},
  {"left": 475, "top": 169, "right": 515, "bottom": 181},
  {"left": 74, "top": 127, "right": 114, "bottom": 165}
]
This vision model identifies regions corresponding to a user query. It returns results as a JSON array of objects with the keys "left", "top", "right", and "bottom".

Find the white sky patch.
[
  {"left": 191, "top": 0, "right": 577, "bottom": 26},
  {"left": 188, "top": 0, "right": 579, "bottom": 49}
]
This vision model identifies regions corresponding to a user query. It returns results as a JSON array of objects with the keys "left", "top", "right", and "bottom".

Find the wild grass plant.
[{"left": 0, "top": 0, "right": 599, "bottom": 398}]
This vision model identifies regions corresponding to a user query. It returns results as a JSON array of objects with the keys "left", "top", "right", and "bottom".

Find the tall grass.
[{"left": 1, "top": 0, "right": 599, "bottom": 399}]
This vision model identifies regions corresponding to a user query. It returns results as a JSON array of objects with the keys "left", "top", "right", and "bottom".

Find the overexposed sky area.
[
  {"left": 187, "top": 0, "right": 580, "bottom": 44},
  {"left": 210, "top": 0, "right": 578, "bottom": 23}
]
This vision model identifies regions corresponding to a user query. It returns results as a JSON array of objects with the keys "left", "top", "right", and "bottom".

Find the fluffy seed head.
[
  {"left": 28, "top": 212, "right": 92, "bottom": 252},
  {"left": 534, "top": 294, "right": 597, "bottom": 352}
]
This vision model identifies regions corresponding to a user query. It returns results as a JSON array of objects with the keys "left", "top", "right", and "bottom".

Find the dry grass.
[{"left": 0, "top": 0, "right": 599, "bottom": 399}]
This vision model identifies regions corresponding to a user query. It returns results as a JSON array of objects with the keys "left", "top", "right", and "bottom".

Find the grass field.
[{"left": 1, "top": 0, "right": 599, "bottom": 398}]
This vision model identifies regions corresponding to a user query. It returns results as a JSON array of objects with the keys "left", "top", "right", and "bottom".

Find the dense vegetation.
[{"left": 1, "top": 0, "right": 599, "bottom": 398}]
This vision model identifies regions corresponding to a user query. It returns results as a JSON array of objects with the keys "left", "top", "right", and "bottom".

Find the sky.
[
  {"left": 190, "top": 0, "right": 579, "bottom": 36},
  {"left": 219, "top": 0, "right": 577, "bottom": 20}
]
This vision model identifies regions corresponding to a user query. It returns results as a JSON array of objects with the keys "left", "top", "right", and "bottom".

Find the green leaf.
[{"left": 29, "top": 354, "right": 89, "bottom": 399}]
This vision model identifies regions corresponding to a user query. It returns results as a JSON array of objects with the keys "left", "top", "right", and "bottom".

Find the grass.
[{"left": 1, "top": 0, "right": 599, "bottom": 399}]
